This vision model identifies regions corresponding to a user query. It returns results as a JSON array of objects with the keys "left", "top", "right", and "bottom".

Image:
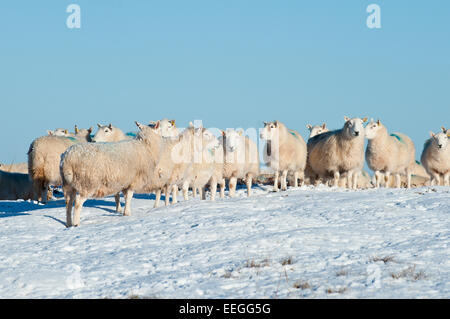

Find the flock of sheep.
[{"left": 0, "top": 117, "right": 449, "bottom": 227}]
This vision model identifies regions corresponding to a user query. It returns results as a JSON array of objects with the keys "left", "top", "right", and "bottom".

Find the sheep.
[
  {"left": 420, "top": 127, "right": 450, "bottom": 186},
  {"left": 307, "top": 116, "right": 367, "bottom": 189},
  {"left": 305, "top": 123, "right": 329, "bottom": 186},
  {"left": 27, "top": 128, "right": 91, "bottom": 203},
  {"left": 365, "top": 119, "right": 416, "bottom": 188},
  {"left": 260, "top": 121, "right": 307, "bottom": 191},
  {"left": 0, "top": 171, "right": 34, "bottom": 201},
  {"left": 91, "top": 123, "right": 131, "bottom": 143},
  {"left": 221, "top": 128, "right": 259, "bottom": 197},
  {"left": 306, "top": 123, "right": 329, "bottom": 139},
  {"left": 0, "top": 162, "right": 28, "bottom": 174},
  {"left": 187, "top": 125, "right": 223, "bottom": 201},
  {"left": 60, "top": 121, "right": 165, "bottom": 227},
  {"left": 47, "top": 128, "right": 70, "bottom": 137}
]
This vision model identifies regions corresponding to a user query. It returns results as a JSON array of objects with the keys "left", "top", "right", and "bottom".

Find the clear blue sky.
[{"left": 1, "top": 0, "right": 449, "bottom": 164}]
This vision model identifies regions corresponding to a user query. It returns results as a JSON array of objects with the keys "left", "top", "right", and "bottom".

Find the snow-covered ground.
[{"left": 0, "top": 185, "right": 448, "bottom": 299}]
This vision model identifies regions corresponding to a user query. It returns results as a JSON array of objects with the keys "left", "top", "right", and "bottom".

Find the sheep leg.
[
  {"left": 352, "top": 171, "right": 359, "bottom": 190},
  {"left": 229, "top": 176, "right": 237, "bottom": 197},
  {"left": 431, "top": 173, "right": 440, "bottom": 186},
  {"left": 114, "top": 193, "right": 122, "bottom": 213},
  {"left": 201, "top": 186, "right": 206, "bottom": 200},
  {"left": 384, "top": 172, "right": 391, "bottom": 187},
  {"left": 293, "top": 171, "right": 299, "bottom": 188},
  {"left": 182, "top": 181, "right": 190, "bottom": 200},
  {"left": 406, "top": 169, "right": 412, "bottom": 189},
  {"left": 395, "top": 174, "right": 401, "bottom": 188},
  {"left": 123, "top": 189, "right": 134, "bottom": 216},
  {"left": 192, "top": 187, "right": 197, "bottom": 198},
  {"left": 73, "top": 194, "right": 87, "bottom": 227},
  {"left": 280, "top": 170, "right": 288, "bottom": 191},
  {"left": 273, "top": 171, "right": 279, "bottom": 192},
  {"left": 164, "top": 185, "right": 171, "bottom": 206},
  {"left": 172, "top": 185, "right": 178, "bottom": 204},
  {"left": 219, "top": 178, "right": 225, "bottom": 198},
  {"left": 346, "top": 171, "right": 353, "bottom": 189},
  {"left": 65, "top": 190, "right": 76, "bottom": 227},
  {"left": 210, "top": 179, "right": 217, "bottom": 201},
  {"left": 374, "top": 171, "right": 382, "bottom": 188},
  {"left": 154, "top": 189, "right": 161, "bottom": 208},
  {"left": 333, "top": 171, "right": 340, "bottom": 187},
  {"left": 444, "top": 173, "right": 449, "bottom": 186},
  {"left": 246, "top": 173, "right": 253, "bottom": 197}
]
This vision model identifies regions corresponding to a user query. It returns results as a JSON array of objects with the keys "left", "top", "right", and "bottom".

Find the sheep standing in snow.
[
  {"left": 365, "top": 119, "right": 416, "bottom": 188},
  {"left": 28, "top": 130, "right": 91, "bottom": 203},
  {"left": 61, "top": 121, "right": 165, "bottom": 227},
  {"left": 305, "top": 123, "right": 329, "bottom": 185},
  {"left": 260, "top": 121, "right": 307, "bottom": 191},
  {"left": 307, "top": 116, "right": 367, "bottom": 189},
  {"left": 0, "top": 171, "right": 34, "bottom": 201},
  {"left": 0, "top": 162, "right": 29, "bottom": 174},
  {"left": 221, "top": 129, "right": 259, "bottom": 197},
  {"left": 420, "top": 127, "right": 450, "bottom": 186}
]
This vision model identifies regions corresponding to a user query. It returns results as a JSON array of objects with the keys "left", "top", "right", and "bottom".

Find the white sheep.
[
  {"left": 304, "top": 123, "right": 330, "bottom": 186},
  {"left": 221, "top": 129, "right": 259, "bottom": 197},
  {"left": 420, "top": 127, "right": 450, "bottom": 186},
  {"left": 0, "top": 162, "right": 28, "bottom": 174},
  {"left": 260, "top": 121, "right": 307, "bottom": 191},
  {"left": 47, "top": 128, "right": 70, "bottom": 137},
  {"left": 27, "top": 130, "right": 91, "bottom": 203},
  {"left": 61, "top": 121, "right": 165, "bottom": 227},
  {"left": 0, "top": 171, "right": 34, "bottom": 201},
  {"left": 307, "top": 116, "right": 367, "bottom": 189},
  {"left": 306, "top": 123, "right": 329, "bottom": 139},
  {"left": 365, "top": 119, "right": 416, "bottom": 188},
  {"left": 91, "top": 123, "right": 130, "bottom": 143}
]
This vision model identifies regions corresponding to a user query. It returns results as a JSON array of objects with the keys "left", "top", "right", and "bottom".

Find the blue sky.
[{"left": 1, "top": 0, "right": 449, "bottom": 164}]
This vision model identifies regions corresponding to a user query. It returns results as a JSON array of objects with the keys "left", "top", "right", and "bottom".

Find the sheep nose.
[
  {"left": 438, "top": 144, "right": 442, "bottom": 148},
  {"left": 354, "top": 131, "right": 360, "bottom": 136}
]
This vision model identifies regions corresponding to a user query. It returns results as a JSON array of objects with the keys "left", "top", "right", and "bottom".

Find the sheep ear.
[
  {"left": 64, "top": 129, "right": 68, "bottom": 134},
  {"left": 441, "top": 126, "right": 447, "bottom": 133},
  {"left": 344, "top": 116, "right": 350, "bottom": 122},
  {"left": 170, "top": 120, "right": 176, "bottom": 126},
  {"left": 221, "top": 130, "right": 226, "bottom": 136},
  {"left": 430, "top": 131, "right": 435, "bottom": 137},
  {"left": 97, "top": 123, "right": 102, "bottom": 128},
  {"left": 188, "top": 122, "right": 194, "bottom": 128},
  {"left": 155, "top": 121, "right": 160, "bottom": 129},
  {"left": 135, "top": 121, "right": 144, "bottom": 130},
  {"left": 322, "top": 123, "right": 327, "bottom": 129},
  {"left": 47, "top": 130, "right": 53, "bottom": 136},
  {"left": 108, "top": 124, "right": 113, "bottom": 130},
  {"left": 362, "top": 117, "right": 368, "bottom": 123},
  {"left": 238, "top": 130, "right": 243, "bottom": 136},
  {"left": 306, "top": 124, "right": 312, "bottom": 130},
  {"left": 74, "top": 125, "right": 79, "bottom": 134},
  {"left": 263, "top": 121, "right": 269, "bottom": 126},
  {"left": 377, "top": 119, "right": 381, "bottom": 126},
  {"left": 88, "top": 127, "right": 93, "bottom": 134}
]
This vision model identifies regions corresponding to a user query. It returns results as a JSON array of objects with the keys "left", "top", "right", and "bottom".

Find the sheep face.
[
  {"left": 431, "top": 131, "right": 449, "bottom": 150},
  {"left": 365, "top": 120, "right": 383, "bottom": 140},
  {"left": 201, "top": 128, "right": 220, "bottom": 151},
  {"left": 260, "top": 121, "right": 278, "bottom": 140},
  {"left": 155, "top": 119, "right": 178, "bottom": 138},
  {"left": 343, "top": 117, "right": 367, "bottom": 138},
  {"left": 47, "top": 128, "right": 69, "bottom": 137},
  {"left": 92, "top": 124, "right": 114, "bottom": 143},
  {"left": 307, "top": 123, "right": 328, "bottom": 138},
  {"left": 223, "top": 129, "right": 243, "bottom": 153}
]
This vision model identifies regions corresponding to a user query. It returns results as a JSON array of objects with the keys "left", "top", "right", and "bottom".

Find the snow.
[{"left": 0, "top": 185, "right": 449, "bottom": 298}]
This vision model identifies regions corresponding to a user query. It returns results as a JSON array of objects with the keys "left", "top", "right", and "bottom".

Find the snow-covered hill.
[{"left": 0, "top": 185, "right": 449, "bottom": 298}]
